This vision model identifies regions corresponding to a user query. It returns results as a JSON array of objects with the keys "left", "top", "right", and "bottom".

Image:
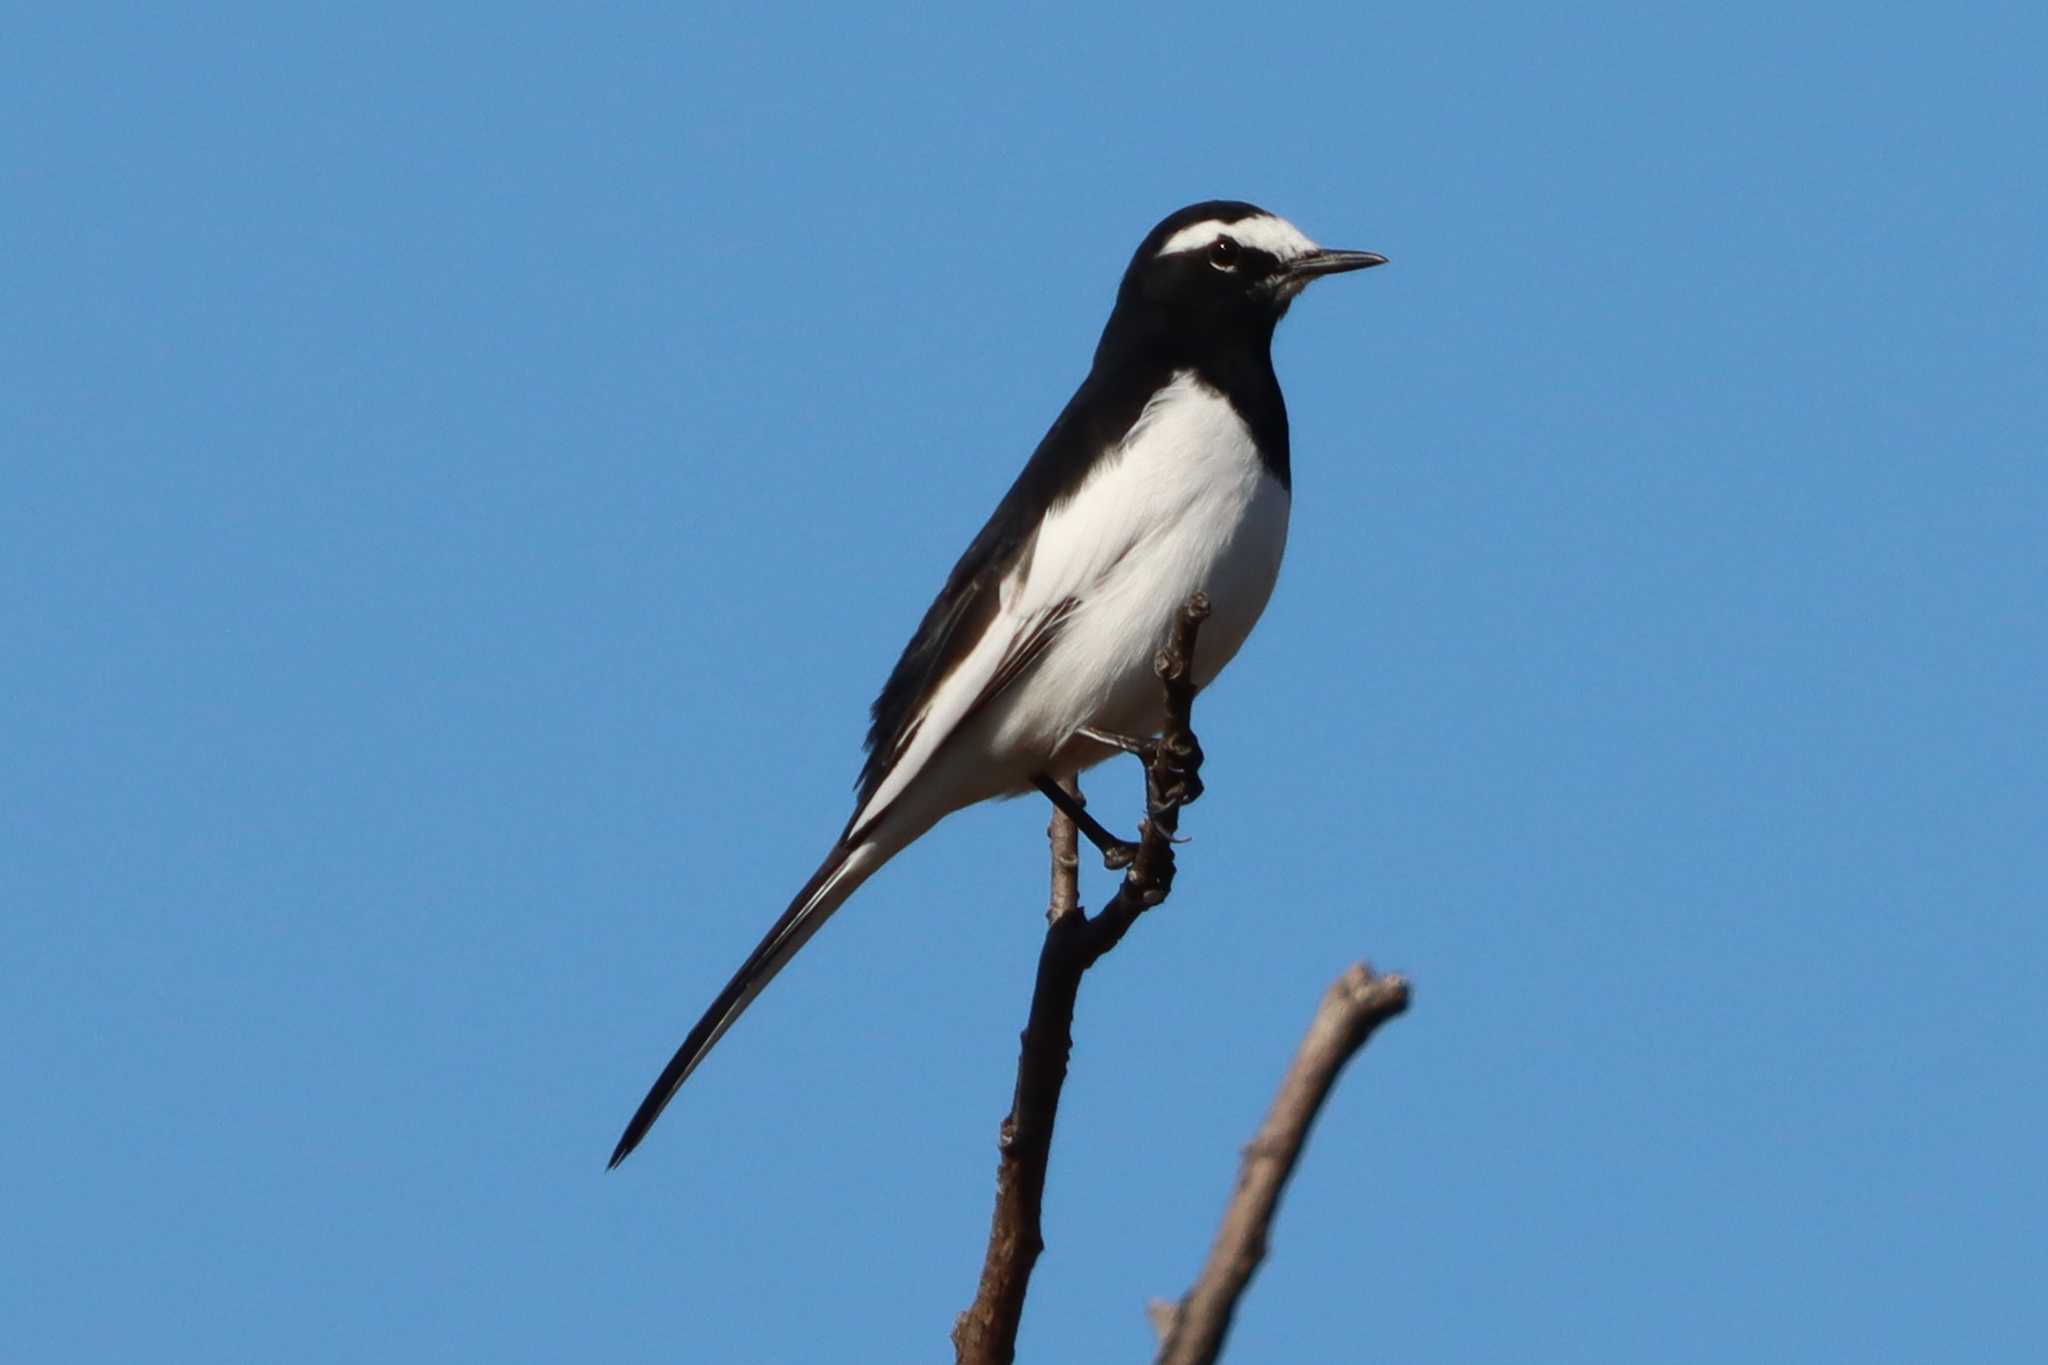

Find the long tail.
[{"left": 608, "top": 838, "right": 886, "bottom": 1168}]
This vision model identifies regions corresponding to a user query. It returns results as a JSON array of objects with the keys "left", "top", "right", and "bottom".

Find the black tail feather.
[{"left": 608, "top": 842, "right": 857, "bottom": 1169}]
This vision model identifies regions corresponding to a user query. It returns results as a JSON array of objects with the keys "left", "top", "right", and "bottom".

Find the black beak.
[{"left": 1287, "top": 249, "right": 1388, "bottom": 279}]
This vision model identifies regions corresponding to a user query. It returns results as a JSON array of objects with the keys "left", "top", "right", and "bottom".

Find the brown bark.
[
  {"left": 1152, "top": 964, "right": 1412, "bottom": 1365},
  {"left": 951, "top": 594, "right": 1212, "bottom": 1365}
]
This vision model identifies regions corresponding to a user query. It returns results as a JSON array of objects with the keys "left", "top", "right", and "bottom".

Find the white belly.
[{"left": 990, "top": 373, "right": 1292, "bottom": 761}]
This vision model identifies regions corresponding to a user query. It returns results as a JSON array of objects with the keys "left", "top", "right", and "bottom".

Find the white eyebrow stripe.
[{"left": 1156, "top": 214, "right": 1320, "bottom": 261}]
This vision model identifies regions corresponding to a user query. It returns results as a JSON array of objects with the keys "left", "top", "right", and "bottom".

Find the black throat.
[{"left": 1090, "top": 300, "right": 1292, "bottom": 490}]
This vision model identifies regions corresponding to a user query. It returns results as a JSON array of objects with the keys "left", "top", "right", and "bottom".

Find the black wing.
[{"left": 853, "top": 351, "right": 1172, "bottom": 814}]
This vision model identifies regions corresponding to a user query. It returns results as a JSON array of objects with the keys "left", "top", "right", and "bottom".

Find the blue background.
[{"left": 6, "top": 3, "right": 2041, "bottom": 1360}]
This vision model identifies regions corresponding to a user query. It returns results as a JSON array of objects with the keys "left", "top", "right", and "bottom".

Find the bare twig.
[
  {"left": 1153, "top": 963, "right": 1412, "bottom": 1365},
  {"left": 1046, "top": 775, "right": 1080, "bottom": 924},
  {"left": 951, "top": 594, "right": 1212, "bottom": 1365}
]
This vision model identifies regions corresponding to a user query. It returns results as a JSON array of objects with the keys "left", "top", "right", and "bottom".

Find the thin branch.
[
  {"left": 1153, "top": 963, "right": 1412, "bottom": 1365},
  {"left": 1046, "top": 774, "right": 1080, "bottom": 924},
  {"left": 952, "top": 593, "right": 1212, "bottom": 1365}
]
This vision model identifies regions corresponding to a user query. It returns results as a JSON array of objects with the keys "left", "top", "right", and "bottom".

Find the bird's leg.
[
  {"left": 1073, "top": 724, "right": 1151, "bottom": 759},
  {"left": 1032, "top": 775, "right": 1140, "bottom": 870},
  {"left": 1075, "top": 724, "right": 1206, "bottom": 810}
]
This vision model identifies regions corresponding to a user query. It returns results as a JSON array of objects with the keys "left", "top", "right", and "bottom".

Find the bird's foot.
[
  {"left": 1076, "top": 724, "right": 1206, "bottom": 811},
  {"left": 1032, "top": 774, "right": 1144, "bottom": 870},
  {"left": 1098, "top": 837, "right": 1142, "bottom": 871},
  {"left": 1153, "top": 728, "right": 1205, "bottom": 810}
]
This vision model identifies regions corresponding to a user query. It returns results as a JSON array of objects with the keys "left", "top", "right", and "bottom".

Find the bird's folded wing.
[
  {"left": 846, "top": 504, "right": 1141, "bottom": 841},
  {"left": 844, "top": 599, "right": 1075, "bottom": 843}
]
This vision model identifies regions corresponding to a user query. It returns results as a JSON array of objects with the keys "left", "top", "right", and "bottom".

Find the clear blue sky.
[{"left": 5, "top": 3, "right": 2041, "bottom": 1361}]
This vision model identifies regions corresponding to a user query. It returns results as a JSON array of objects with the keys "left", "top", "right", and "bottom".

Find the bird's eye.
[{"left": 1208, "top": 237, "right": 1240, "bottom": 270}]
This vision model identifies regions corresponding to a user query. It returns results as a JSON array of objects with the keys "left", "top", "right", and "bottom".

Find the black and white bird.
[{"left": 610, "top": 201, "right": 1383, "bottom": 1167}]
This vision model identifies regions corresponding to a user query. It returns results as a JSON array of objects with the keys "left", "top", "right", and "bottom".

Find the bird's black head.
[{"left": 1112, "top": 200, "right": 1386, "bottom": 346}]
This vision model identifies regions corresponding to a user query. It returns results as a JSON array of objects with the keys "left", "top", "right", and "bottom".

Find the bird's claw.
[{"left": 1151, "top": 729, "right": 1205, "bottom": 810}]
